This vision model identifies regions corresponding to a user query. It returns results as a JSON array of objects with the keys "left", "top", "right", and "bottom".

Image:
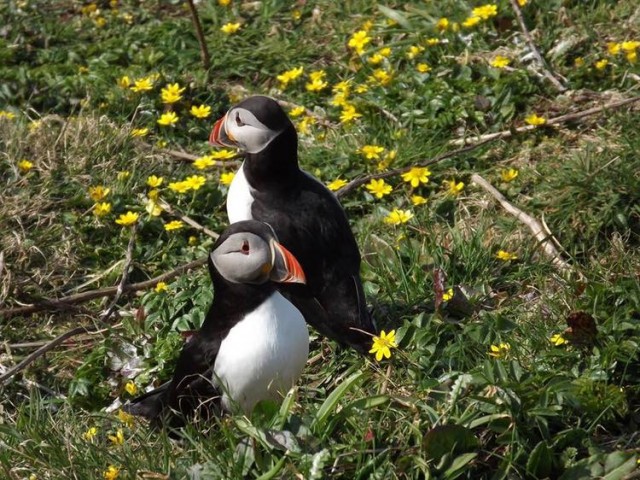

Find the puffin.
[
  {"left": 209, "top": 95, "right": 376, "bottom": 353},
  {"left": 124, "top": 220, "right": 309, "bottom": 428}
]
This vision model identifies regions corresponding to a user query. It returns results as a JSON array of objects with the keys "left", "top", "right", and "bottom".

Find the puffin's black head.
[
  {"left": 209, "top": 96, "right": 295, "bottom": 154},
  {"left": 209, "top": 220, "right": 306, "bottom": 286}
]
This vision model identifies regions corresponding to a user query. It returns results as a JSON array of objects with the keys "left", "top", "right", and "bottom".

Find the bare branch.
[{"left": 185, "top": 0, "right": 211, "bottom": 71}]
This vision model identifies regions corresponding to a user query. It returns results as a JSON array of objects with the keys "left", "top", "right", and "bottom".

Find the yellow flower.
[
  {"left": 369, "top": 68, "right": 392, "bottom": 86},
  {"left": 188, "top": 235, "right": 198, "bottom": 245},
  {"left": 378, "top": 47, "right": 392, "bottom": 57},
  {"left": 193, "top": 155, "right": 216, "bottom": 170},
  {"left": 103, "top": 465, "right": 120, "bottom": 480},
  {"left": 359, "top": 145, "right": 385, "bottom": 159},
  {"left": 594, "top": 58, "right": 609, "bottom": 70},
  {"left": 472, "top": 4, "right": 498, "bottom": 20},
  {"left": 339, "top": 104, "right": 362, "bottom": 123},
  {"left": 401, "top": 167, "right": 431, "bottom": 187},
  {"left": 115, "top": 211, "right": 139, "bottom": 227},
  {"left": 296, "top": 116, "right": 316, "bottom": 135},
  {"left": 607, "top": 42, "right": 621, "bottom": 56},
  {"left": 117, "top": 171, "right": 130, "bottom": 181},
  {"left": 155, "top": 281, "right": 168, "bottom": 293},
  {"left": 348, "top": 30, "right": 371, "bottom": 55},
  {"left": 288, "top": 106, "right": 306, "bottom": 118},
  {"left": 89, "top": 186, "right": 110, "bottom": 201},
  {"left": 462, "top": 16, "right": 481, "bottom": 28},
  {"left": 574, "top": 57, "right": 585, "bottom": 67},
  {"left": 145, "top": 199, "right": 162, "bottom": 216},
  {"left": 411, "top": 195, "right": 427, "bottom": 206},
  {"left": 406, "top": 45, "right": 425, "bottom": 60},
  {"left": 160, "top": 83, "right": 185, "bottom": 104},
  {"left": 621, "top": 40, "right": 640, "bottom": 53},
  {"left": 291, "top": 9, "right": 301, "bottom": 21},
  {"left": 436, "top": 17, "right": 449, "bottom": 31},
  {"left": 376, "top": 149, "right": 396, "bottom": 171},
  {"left": 425, "top": 37, "right": 440, "bottom": 46},
  {"left": 277, "top": 66, "right": 304, "bottom": 87},
  {"left": 78, "top": 66, "right": 89, "bottom": 74},
  {"left": 517, "top": 0, "right": 528, "bottom": 5},
  {"left": 305, "top": 70, "right": 328, "bottom": 92},
  {"left": 130, "top": 77, "right": 153, "bottom": 92},
  {"left": 627, "top": 51, "right": 637, "bottom": 63},
  {"left": 157, "top": 111, "right": 179, "bottom": 126},
  {"left": 146, "top": 175, "right": 163, "bottom": 188},
  {"left": 17, "top": 159, "right": 33, "bottom": 173},
  {"left": 496, "top": 250, "right": 517, "bottom": 261},
  {"left": 416, "top": 63, "right": 431, "bottom": 73},
  {"left": 354, "top": 84, "right": 369, "bottom": 94},
  {"left": 327, "top": 178, "right": 348, "bottom": 191},
  {"left": 184, "top": 175, "right": 206, "bottom": 190},
  {"left": 550, "top": 334, "right": 567, "bottom": 346},
  {"left": 0, "top": 110, "right": 16, "bottom": 120},
  {"left": 131, "top": 127, "right": 149, "bottom": 137},
  {"left": 488, "top": 342, "right": 510, "bottom": 358},
  {"left": 221, "top": 22, "right": 241, "bottom": 34},
  {"left": 444, "top": 179, "right": 464, "bottom": 196},
  {"left": 94, "top": 16, "right": 107, "bottom": 27},
  {"left": 525, "top": 113, "right": 546, "bottom": 126},
  {"left": 442, "top": 288, "right": 454, "bottom": 301},
  {"left": 368, "top": 53, "right": 385, "bottom": 65},
  {"left": 500, "top": 168, "right": 518, "bottom": 182},
  {"left": 82, "top": 427, "right": 98, "bottom": 442},
  {"left": 220, "top": 172, "right": 235, "bottom": 186},
  {"left": 164, "top": 220, "right": 184, "bottom": 231},
  {"left": 117, "top": 409, "right": 134, "bottom": 428},
  {"left": 369, "top": 330, "right": 398, "bottom": 361},
  {"left": 108, "top": 429, "right": 124, "bottom": 445},
  {"left": 491, "top": 55, "right": 510, "bottom": 68},
  {"left": 94, "top": 202, "right": 112, "bottom": 217},
  {"left": 148, "top": 189, "right": 159, "bottom": 201},
  {"left": 190, "top": 104, "right": 212, "bottom": 118},
  {"left": 365, "top": 178, "right": 392, "bottom": 199},
  {"left": 384, "top": 209, "right": 414, "bottom": 225},
  {"left": 168, "top": 180, "right": 191, "bottom": 194},
  {"left": 218, "top": 0, "right": 231, "bottom": 5}
]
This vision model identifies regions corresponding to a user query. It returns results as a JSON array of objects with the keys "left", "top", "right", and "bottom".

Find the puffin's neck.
[{"left": 242, "top": 127, "right": 300, "bottom": 190}]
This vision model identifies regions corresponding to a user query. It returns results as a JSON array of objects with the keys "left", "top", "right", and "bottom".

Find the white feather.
[
  {"left": 226, "top": 162, "right": 255, "bottom": 223},
  {"left": 213, "top": 291, "right": 309, "bottom": 413}
]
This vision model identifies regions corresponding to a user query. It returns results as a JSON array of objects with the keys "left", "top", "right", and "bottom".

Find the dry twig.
[
  {"left": 185, "top": 0, "right": 211, "bottom": 71},
  {"left": 471, "top": 174, "right": 576, "bottom": 275}
]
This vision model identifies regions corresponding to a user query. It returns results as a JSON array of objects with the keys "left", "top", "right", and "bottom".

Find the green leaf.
[
  {"left": 311, "top": 371, "right": 365, "bottom": 434},
  {"left": 377, "top": 5, "right": 412, "bottom": 29},
  {"left": 444, "top": 453, "right": 478, "bottom": 479},
  {"left": 526, "top": 441, "right": 553, "bottom": 478},
  {"left": 423, "top": 425, "right": 479, "bottom": 461},
  {"left": 603, "top": 452, "right": 637, "bottom": 480}
]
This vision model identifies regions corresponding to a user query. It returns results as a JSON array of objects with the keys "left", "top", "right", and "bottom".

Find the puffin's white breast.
[
  {"left": 212, "top": 291, "right": 309, "bottom": 413},
  {"left": 227, "top": 162, "right": 255, "bottom": 223}
]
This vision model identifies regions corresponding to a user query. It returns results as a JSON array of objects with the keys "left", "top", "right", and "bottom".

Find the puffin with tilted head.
[
  {"left": 209, "top": 95, "right": 376, "bottom": 353},
  {"left": 124, "top": 220, "right": 309, "bottom": 428}
]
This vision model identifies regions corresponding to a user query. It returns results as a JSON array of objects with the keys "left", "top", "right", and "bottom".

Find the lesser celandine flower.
[
  {"left": 496, "top": 250, "right": 517, "bottom": 261},
  {"left": 108, "top": 428, "right": 124, "bottom": 445},
  {"left": 411, "top": 195, "right": 427, "bottom": 206},
  {"left": 525, "top": 113, "right": 546, "bottom": 126},
  {"left": 327, "top": 178, "right": 348, "bottom": 191},
  {"left": 131, "top": 128, "right": 149, "bottom": 137},
  {"left": 473, "top": 4, "right": 498, "bottom": 20},
  {"left": 277, "top": 67, "right": 304, "bottom": 87},
  {"left": 130, "top": 77, "right": 153, "bottom": 92},
  {"left": 184, "top": 175, "right": 206, "bottom": 190},
  {"left": 348, "top": 30, "right": 371, "bottom": 55},
  {"left": 17, "top": 159, "right": 33, "bottom": 173},
  {"left": 517, "top": 0, "right": 528, "bottom": 5},
  {"left": 190, "top": 104, "right": 211, "bottom": 118},
  {"left": 117, "top": 171, "right": 130, "bottom": 181},
  {"left": 339, "top": 104, "right": 362, "bottom": 123},
  {"left": 365, "top": 178, "right": 392, "bottom": 199},
  {"left": 401, "top": 167, "right": 431, "bottom": 187},
  {"left": 147, "top": 175, "right": 163, "bottom": 188},
  {"left": 442, "top": 288, "right": 454, "bottom": 301},
  {"left": 437, "top": 17, "right": 449, "bottom": 31},
  {"left": 165, "top": 220, "right": 184, "bottom": 231},
  {"left": 220, "top": 172, "right": 235, "bottom": 186},
  {"left": 89, "top": 186, "right": 110, "bottom": 201},
  {"left": 406, "top": 45, "right": 424, "bottom": 59},
  {"left": 384, "top": 209, "right": 414, "bottom": 225},
  {"left": 462, "top": 16, "right": 481, "bottom": 28},
  {"left": 550, "top": 334, "right": 567, "bottom": 346},
  {"left": 289, "top": 106, "right": 306, "bottom": 117},
  {"left": 607, "top": 42, "right": 621, "bottom": 56},
  {"left": 0, "top": 110, "right": 16, "bottom": 120},
  {"left": 117, "top": 409, "right": 134, "bottom": 428},
  {"left": 221, "top": 22, "right": 241, "bottom": 34},
  {"left": 82, "top": 426, "right": 98, "bottom": 441},
  {"left": 189, "top": 235, "right": 198, "bottom": 246},
  {"left": 500, "top": 168, "right": 519, "bottom": 182},
  {"left": 103, "top": 465, "right": 120, "bottom": 480},
  {"left": 488, "top": 343, "right": 510, "bottom": 358},
  {"left": 594, "top": 59, "right": 609, "bottom": 70},
  {"left": 369, "top": 330, "right": 398, "bottom": 361},
  {"left": 369, "top": 68, "right": 392, "bottom": 86},
  {"left": 157, "top": 111, "right": 179, "bottom": 126},
  {"left": 416, "top": 63, "right": 431, "bottom": 73},
  {"left": 218, "top": 0, "right": 231, "bottom": 6},
  {"left": 115, "top": 211, "right": 139, "bottom": 226},
  {"left": 117, "top": 76, "right": 130, "bottom": 88},
  {"left": 425, "top": 38, "right": 440, "bottom": 46},
  {"left": 168, "top": 180, "right": 191, "bottom": 194},
  {"left": 155, "top": 281, "right": 168, "bottom": 293},
  {"left": 305, "top": 70, "right": 328, "bottom": 92},
  {"left": 491, "top": 56, "right": 510, "bottom": 68},
  {"left": 193, "top": 155, "right": 216, "bottom": 170},
  {"left": 94, "top": 202, "right": 112, "bottom": 217},
  {"left": 211, "top": 149, "right": 237, "bottom": 160},
  {"left": 359, "top": 145, "right": 385, "bottom": 159},
  {"left": 444, "top": 179, "right": 464, "bottom": 196},
  {"left": 145, "top": 199, "right": 162, "bottom": 216}
]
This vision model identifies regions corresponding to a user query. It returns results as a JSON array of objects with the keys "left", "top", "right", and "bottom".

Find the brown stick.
[
  {"left": 471, "top": 174, "right": 575, "bottom": 275},
  {"left": 154, "top": 146, "right": 242, "bottom": 167},
  {"left": 185, "top": 0, "right": 211, "bottom": 71},
  {"left": 0, "top": 258, "right": 208, "bottom": 319},
  {"left": 508, "top": 0, "right": 567, "bottom": 93},
  {"left": 449, "top": 95, "right": 640, "bottom": 146},
  {"left": 0, "top": 326, "right": 108, "bottom": 385}
]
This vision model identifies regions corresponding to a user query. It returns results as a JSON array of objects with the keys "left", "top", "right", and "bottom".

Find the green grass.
[{"left": 1, "top": 0, "right": 640, "bottom": 478}]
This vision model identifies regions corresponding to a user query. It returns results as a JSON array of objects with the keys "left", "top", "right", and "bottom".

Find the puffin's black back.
[{"left": 238, "top": 98, "right": 376, "bottom": 352}]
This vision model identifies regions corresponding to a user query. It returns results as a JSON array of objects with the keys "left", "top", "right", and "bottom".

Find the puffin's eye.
[
  {"left": 240, "top": 240, "right": 250, "bottom": 254},
  {"left": 235, "top": 112, "right": 245, "bottom": 127}
]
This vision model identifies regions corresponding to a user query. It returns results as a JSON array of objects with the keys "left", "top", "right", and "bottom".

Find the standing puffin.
[
  {"left": 209, "top": 96, "right": 376, "bottom": 353},
  {"left": 124, "top": 221, "right": 309, "bottom": 428}
]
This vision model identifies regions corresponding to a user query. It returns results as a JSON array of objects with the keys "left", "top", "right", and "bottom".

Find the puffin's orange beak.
[
  {"left": 271, "top": 241, "right": 306, "bottom": 285},
  {"left": 209, "top": 114, "right": 236, "bottom": 147}
]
